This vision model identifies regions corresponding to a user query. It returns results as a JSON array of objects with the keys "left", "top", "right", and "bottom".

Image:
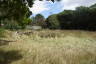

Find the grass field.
[{"left": 0, "top": 30, "right": 96, "bottom": 64}]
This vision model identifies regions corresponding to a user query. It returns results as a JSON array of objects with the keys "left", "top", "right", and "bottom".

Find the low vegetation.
[
  {"left": 0, "top": 28, "right": 5, "bottom": 38},
  {"left": 0, "top": 30, "right": 96, "bottom": 64}
]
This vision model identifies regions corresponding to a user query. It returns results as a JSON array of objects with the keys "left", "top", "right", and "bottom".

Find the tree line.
[
  {"left": 0, "top": 0, "right": 59, "bottom": 29},
  {"left": 46, "top": 3, "right": 96, "bottom": 31},
  {"left": 0, "top": 0, "right": 96, "bottom": 31}
]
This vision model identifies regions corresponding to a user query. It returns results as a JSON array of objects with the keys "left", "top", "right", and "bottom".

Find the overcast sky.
[{"left": 29, "top": 0, "right": 96, "bottom": 18}]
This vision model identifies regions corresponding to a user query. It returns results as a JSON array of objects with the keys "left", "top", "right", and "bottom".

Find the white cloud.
[
  {"left": 60, "top": 0, "right": 96, "bottom": 10},
  {"left": 30, "top": 0, "right": 96, "bottom": 17},
  {"left": 29, "top": 0, "right": 50, "bottom": 14},
  {"left": 62, "top": 4, "right": 79, "bottom": 10},
  {"left": 60, "top": 0, "right": 78, "bottom": 10}
]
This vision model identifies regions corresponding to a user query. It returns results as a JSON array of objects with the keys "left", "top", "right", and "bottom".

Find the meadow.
[{"left": 0, "top": 30, "right": 96, "bottom": 64}]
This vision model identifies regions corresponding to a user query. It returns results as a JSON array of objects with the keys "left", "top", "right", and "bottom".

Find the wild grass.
[
  {"left": 0, "top": 30, "right": 96, "bottom": 64},
  {"left": 0, "top": 28, "right": 5, "bottom": 38}
]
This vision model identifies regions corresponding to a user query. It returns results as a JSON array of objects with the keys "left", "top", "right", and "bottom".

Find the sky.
[{"left": 29, "top": 0, "right": 96, "bottom": 18}]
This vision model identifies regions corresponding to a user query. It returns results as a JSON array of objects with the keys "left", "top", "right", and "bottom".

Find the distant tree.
[
  {"left": 46, "top": 3, "right": 96, "bottom": 30},
  {"left": 35, "top": 14, "right": 45, "bottom": 22},
  {"left": 58, "top": 10, "right": 74, "bottom": 29},
  {"left": 90, "top": 3, "right": 96, "bottom": 8},
  {"left": 89, "top": 6, "right": 96, "bottom": 30},
  {"left": 46, "top": 14, "right": 60, "bottom": 29},
  {"left": 32, "top": 14, "right": 46, "bottom": 28},
  {"left": 75, "top": 6, "right": 90, "bottom": 29}
]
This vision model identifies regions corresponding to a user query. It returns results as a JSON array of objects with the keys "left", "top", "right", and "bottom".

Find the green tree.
[
  {"left": 58, "top": 10, "right": 74, "bottom": 29},
  {"left": 20, "top": 17, "right": 32, "bottom": 28},
  {"left": 0, "top": 0, "right": 33, "bottom": 28},
  {"left": 46, "top": 3, "right": 96, "bottom": 30},
  {"left": 46, "top": 14, "right": 60, "bottom": 29}
]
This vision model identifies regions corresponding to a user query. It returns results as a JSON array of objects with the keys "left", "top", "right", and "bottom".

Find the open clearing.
[{"left": 0, "top": 30, "right": 96, "bottom": 64}]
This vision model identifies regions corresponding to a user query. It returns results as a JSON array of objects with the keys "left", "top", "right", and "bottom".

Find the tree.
[
  {"left": 46, "top": 3, "right": 96, "bottom": 30},
  {"left": 31, "top": 14, "right": 46, "bottom": 28},
  {"left": 46, "top": 14, "right": 60, "bottom": 29},
  {"left": 0, "top": 0, "right": 33, "bottom": 23},
  {"left": 0, "top": 0, "right": 60, "bottom": 21},
  {"left": 0, "top": 0, "right": 59, "bottom": 21},
  {"left": 58, "top": 10, "right": 74, "bottom": 29},
  {"left": 0, "top": 0, "right": 60, "bottom": 29},
  {"left": 90, "top": 3, "right": 96, "bottom": 8},
  {"left": 89, "top": 6, "right": 96, "bottom": 30}
]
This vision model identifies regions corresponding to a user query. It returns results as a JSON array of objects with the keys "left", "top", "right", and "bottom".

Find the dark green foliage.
[
  {"left": 0, "top": 0, "right": 33, "bottom": 20},
  {"left": 1, "top": 19, "right": 22, "bottom": 30},
  {"left": 0, "top": 0, "right": 33, "bottom": 29},
  {"left": 46, "top": 14, "right": 60, "bottom": 29},
  {"left": 58, "top": 6, "right": 96, "bottom": 30},
  {"left": 58, "top": 10, "right": 75, "bottom": 29},
  {"left": 19, "top": 18, "right": 32, "bottom": 29},
  {"left": 46, "top": 3, "right": 96, "bottom": 31}
]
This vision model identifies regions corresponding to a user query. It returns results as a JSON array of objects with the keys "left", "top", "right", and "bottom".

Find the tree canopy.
[
  {"left": 0, "top": 0, "right": 59, "bottom": 29},
  {"left": 0, "top": 0, "right": 33, "bottom": 21},
  {"left": 46, "top": 3, "right": 96, "bottom": 30}
]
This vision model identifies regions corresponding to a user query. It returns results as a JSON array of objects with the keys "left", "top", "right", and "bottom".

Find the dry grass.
[{"left": 0, "top": 30, "right": 96, "bottom": 64}]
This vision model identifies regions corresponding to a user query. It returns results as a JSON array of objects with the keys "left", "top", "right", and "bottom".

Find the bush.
[
  {"left": 1, "top": 19, "right": 22, "bottom": 30},
  {"left": 19, "top": 18, "right": 32, "bottom": 29},
  {"left": 4, "top": 24, "right": 22, "bottom": 30}
]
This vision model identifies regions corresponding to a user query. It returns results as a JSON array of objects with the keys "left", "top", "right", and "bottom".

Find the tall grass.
[
  {"left": 0, "top": 28, "right": 5, "bottom": 38},
  {"left": 1, "top": 30, "right": 96, "bottom": 64}
]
